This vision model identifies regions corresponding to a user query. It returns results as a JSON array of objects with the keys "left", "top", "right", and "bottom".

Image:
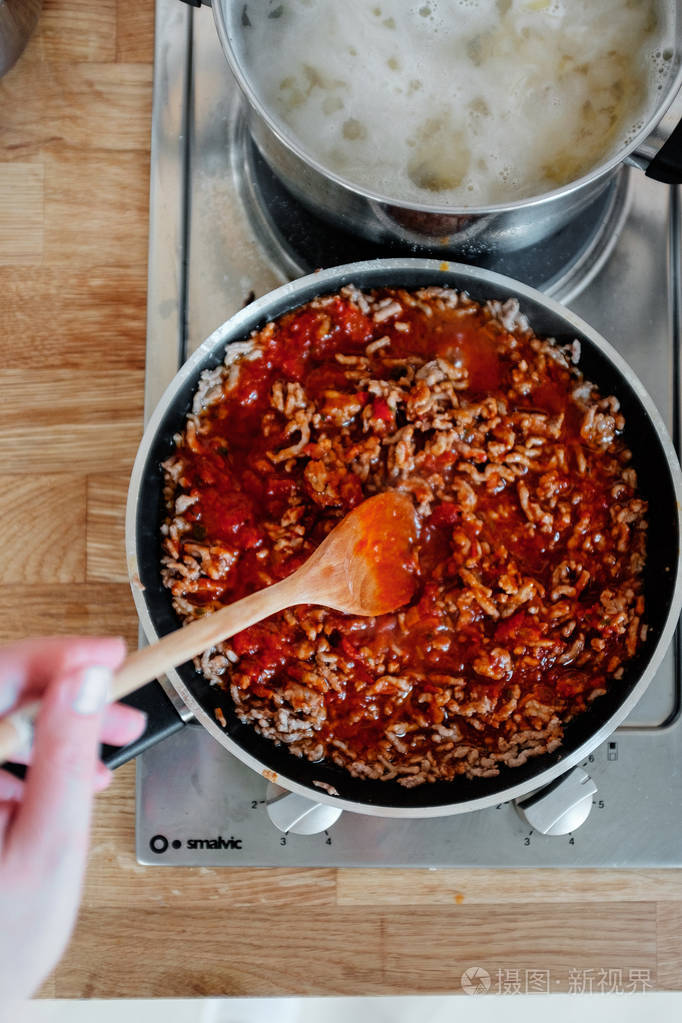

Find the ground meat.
[{"left": 160, "top": 285, "right": 648, "bottom": 785}]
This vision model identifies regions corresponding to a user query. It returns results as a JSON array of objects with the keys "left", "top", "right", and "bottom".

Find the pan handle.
[
  {"left": 1, "top": 680, "right": 188, "bottom": 778},
  {"left": 101, "top": 679, "right": 188, "bottom": 768}
]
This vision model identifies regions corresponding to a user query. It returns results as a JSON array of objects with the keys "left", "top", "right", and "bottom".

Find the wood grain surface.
[{"left": 1, "top": 0, "right": 681, "bottom": 1000}]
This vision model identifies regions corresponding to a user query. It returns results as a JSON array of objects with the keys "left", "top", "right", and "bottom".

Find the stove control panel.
[
  {"left": 265, "top": 782, "right": 343, "bottom": 835},
  {"left": 514, "top": 767, "right": 597, "bottom": 836},
  {"left": 136, "top": 722, "right": 681, "bottom": 866}
]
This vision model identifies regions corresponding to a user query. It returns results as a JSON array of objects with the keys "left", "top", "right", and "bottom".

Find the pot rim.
[
  {"left": 212, "top": 0, "right": 682, "bottom": 217},
  {"left": 126, "top": 257, "right": 682, "bottom": 818}
]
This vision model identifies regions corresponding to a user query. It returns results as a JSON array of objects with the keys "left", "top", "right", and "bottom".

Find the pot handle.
[
  {"left": 643, "top": 114, "right": 682, "bottom": 185},
  {"left": 100, "top": 678, "right": 188, "bottom": 768}
]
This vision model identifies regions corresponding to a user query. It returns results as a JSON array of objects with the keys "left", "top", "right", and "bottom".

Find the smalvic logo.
[
  {"left": 149, "top": 833, "right": 243, "bottom": 854},
  {"left": 187, "top": 836, "right": 243, "bottom": 850}
]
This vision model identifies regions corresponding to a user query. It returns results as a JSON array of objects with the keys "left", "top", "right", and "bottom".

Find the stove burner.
[
  {"left": 235, "top": 113, "right": 632, "bottom": 302},
  {"left": 141, "top": 2, "right": 682, "bottom": 867}
]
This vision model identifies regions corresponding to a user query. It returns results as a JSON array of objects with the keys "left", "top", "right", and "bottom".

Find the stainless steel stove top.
[{"left": 137, "top": 0, "right": 682, "bottom": 868}]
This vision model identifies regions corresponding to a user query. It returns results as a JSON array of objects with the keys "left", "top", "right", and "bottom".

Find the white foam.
[{"left": 238, "top": 0, "right": 677, "bottom": 207}]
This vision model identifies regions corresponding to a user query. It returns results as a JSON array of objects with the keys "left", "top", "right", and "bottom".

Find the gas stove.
[{"left": 136, "top": 0, "right": 682, "bottom": 867}]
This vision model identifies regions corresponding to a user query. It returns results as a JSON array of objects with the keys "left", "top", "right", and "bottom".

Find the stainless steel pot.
[
  {"left": 122, "top": 258, "right": 682, "bottom": 819},
  {"left": 185, "top": 0, "right": 682, "bottom": 256}
]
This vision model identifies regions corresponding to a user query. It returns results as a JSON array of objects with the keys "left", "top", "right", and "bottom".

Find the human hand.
[{"left": 0, "top": 636, "right": 147, "bottom": 1005}]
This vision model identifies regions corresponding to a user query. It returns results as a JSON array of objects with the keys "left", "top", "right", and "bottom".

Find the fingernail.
[
  {"left": 6, "top": 710, "right": 34, "bottom": 759},
  {"left": 124, "top": 709, "right": 148, "bottom": 741},
  {"left": 95, "top": 762, "right": 113, "bottom": 792},
  {"left": 72, "top": 665, "right": 112, "bottom": 716},
  {"left": 0, "top": 678, "right": 21, "bottom": 716}
]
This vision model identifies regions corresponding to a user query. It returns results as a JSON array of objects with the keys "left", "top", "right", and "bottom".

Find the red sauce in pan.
[{"left": 162, "top": 287, "right": 647, "bottom": 784}]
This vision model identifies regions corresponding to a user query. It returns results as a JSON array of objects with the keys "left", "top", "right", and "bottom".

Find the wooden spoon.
[{"left": 0, "top": 491, "right": 418, "bottom": 763}]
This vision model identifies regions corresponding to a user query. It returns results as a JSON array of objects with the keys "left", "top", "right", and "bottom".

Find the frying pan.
[{"left": 118, "top": 258, "right": 682, "bottom": 818}]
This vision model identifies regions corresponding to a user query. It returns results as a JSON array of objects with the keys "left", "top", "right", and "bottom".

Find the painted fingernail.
[{"left": 72, "top": 665, "right": 112, "bottom": 716}]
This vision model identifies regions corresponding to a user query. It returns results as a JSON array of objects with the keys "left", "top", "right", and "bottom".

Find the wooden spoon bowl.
[{"left": 116, "top": 489, "right": 418, "bottom": 693}]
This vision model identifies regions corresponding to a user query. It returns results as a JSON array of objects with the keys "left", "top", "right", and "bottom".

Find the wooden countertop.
[{"left": 1, "top": 0, "right": 681, "bottom": 999}]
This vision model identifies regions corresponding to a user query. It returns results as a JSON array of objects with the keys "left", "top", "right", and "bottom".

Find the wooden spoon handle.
[
  {"left": 0, "top": 573, "right": 305, "bottom": 765},
  {"left": 113, "top": 572, "right": 303, "bottom": 700}
]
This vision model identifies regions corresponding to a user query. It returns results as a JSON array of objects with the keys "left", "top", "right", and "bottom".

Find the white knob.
[
  {"left": 514, "top": 767, "right": 597, "bottom": 836},
  {"left": 265, "top": 782, "right": 342, "bottom": 835}
]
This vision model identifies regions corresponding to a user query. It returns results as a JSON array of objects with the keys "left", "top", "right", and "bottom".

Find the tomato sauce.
[{"left": 162, "top": 287, "right": 647, "bottom": 782}]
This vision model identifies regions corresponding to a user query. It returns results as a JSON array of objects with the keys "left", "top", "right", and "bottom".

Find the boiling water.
[{"left": 237, "top": 0, "right": 676, "bottom": 206}]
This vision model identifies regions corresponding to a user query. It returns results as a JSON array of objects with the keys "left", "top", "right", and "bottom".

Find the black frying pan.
[{"left": 114, "top": 259, "right": 682, "bottom": 818}]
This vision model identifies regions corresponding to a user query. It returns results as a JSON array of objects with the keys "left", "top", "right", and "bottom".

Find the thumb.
[{"left": 7, "top": 664, "right": 112, "bottom": 867}]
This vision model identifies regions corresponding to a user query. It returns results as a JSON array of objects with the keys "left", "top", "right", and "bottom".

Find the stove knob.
[
  {"left": 265, "top": 782, "right": 342, "bottom": 835},
  {"left": 514, "top": 767, "right": 597, "bottom": 836}
]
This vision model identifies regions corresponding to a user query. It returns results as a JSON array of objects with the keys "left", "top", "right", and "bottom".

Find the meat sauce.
[{"left": 162, "top": 287, "right": 647, "bottom": 783}]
